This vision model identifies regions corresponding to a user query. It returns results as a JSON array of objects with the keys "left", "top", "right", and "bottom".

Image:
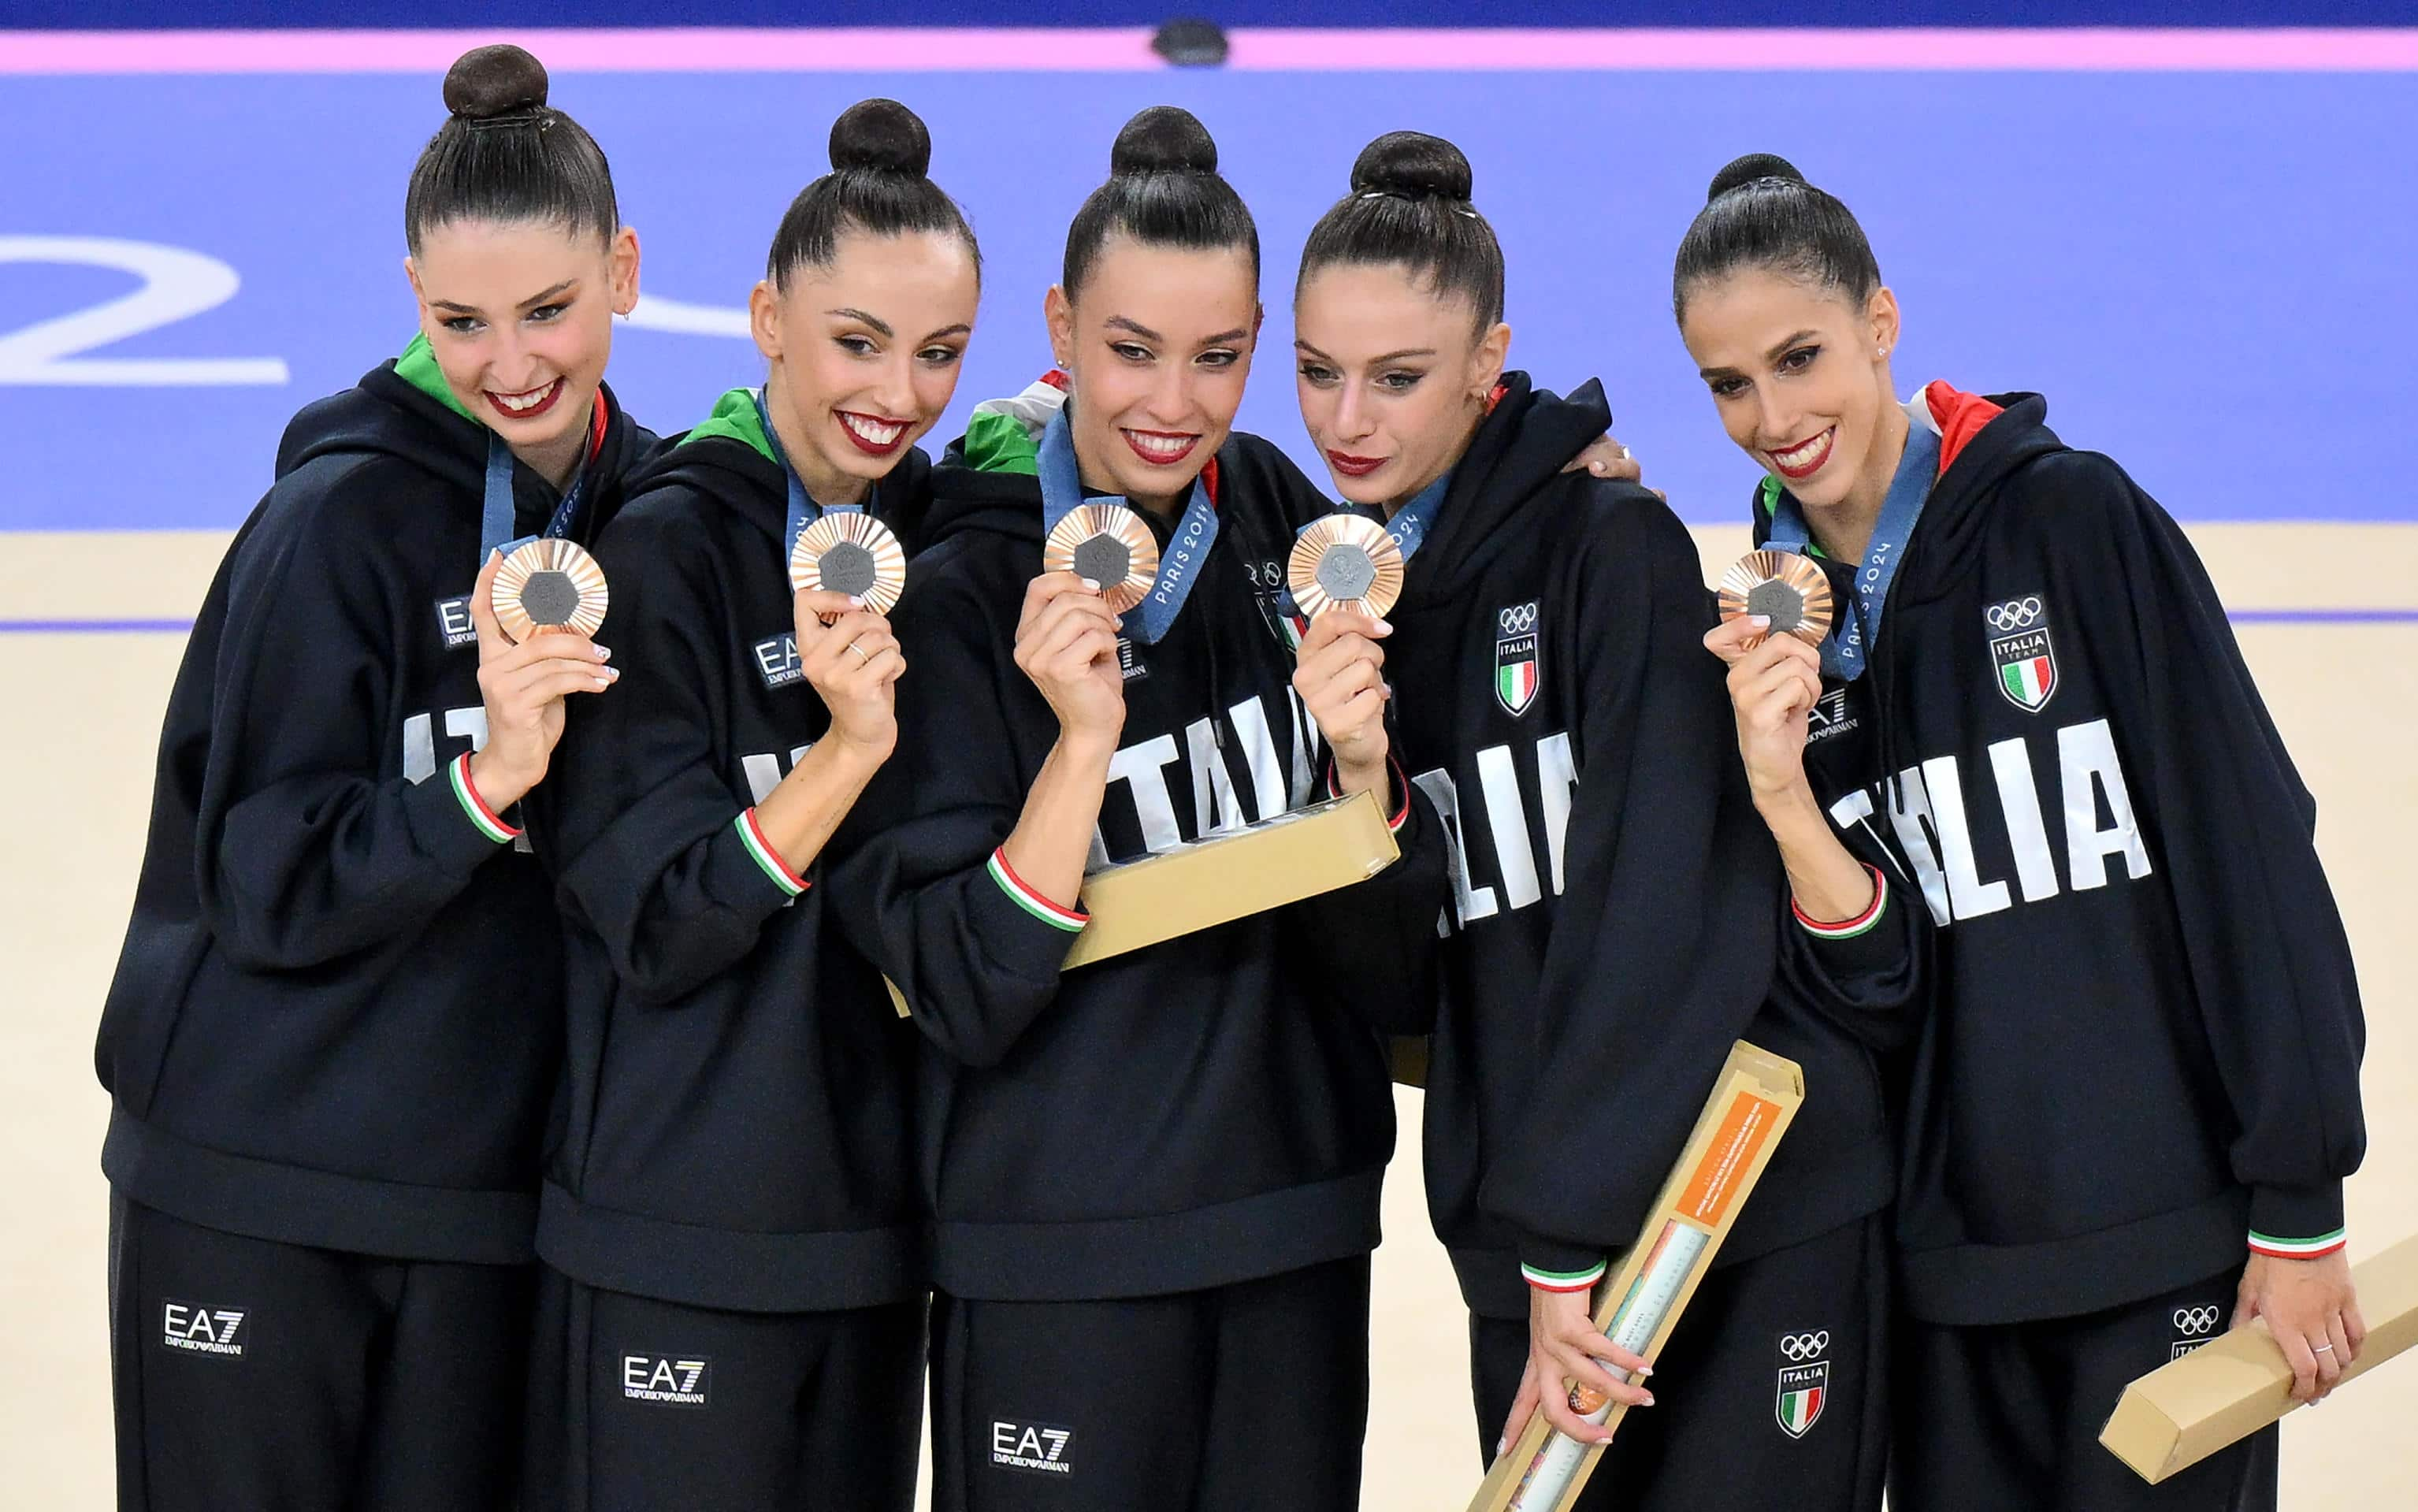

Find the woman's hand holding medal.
[
  {"left": 1703, "top": 615, "right": 1823, "bottom": 805},
  {"left": 793, "top": 588, "right": 905, "bottom": 763},
  {"left": 1014, "top": 571, "right": 1127, "bottom": 745},
  {"left": 466, "top": 548, "right": 619, "bottom": 812},
  {"left": 1292, "top": 609, "right": 1394, "bottom": 797}
]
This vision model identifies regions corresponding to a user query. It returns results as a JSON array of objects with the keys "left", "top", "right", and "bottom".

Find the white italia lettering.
[
  {"left": 1184, "top": 718, "right": 1246, "bottom": 835},
  {"left": 1920, "top": 754, "right": 2012, "bottom": 921},
  {"left": 402, "top": 712, "right": 434, "bottom": 784},
  {"left": 1881, "top": 770, "right": 1955, "bottom": 927},
  {"left": 1283, "top": 688, "right": 1317, "bottom": 808},
  {"left": 1105, "top": 734, "right": 1183, "bottom": 856},
  {"left": 2060, "top": 718, "right": 2153, "bottom": 889},
  {"left": 1536, "top": 731, "right": 1577, "bottom": 897},
  {"left": 741, "top": 745, "right": 815, "bottom": 805},
  {"left": 1226, "top": 696, "right": 1287, "bottom": 823},
  {"left": 1476, "top": 744, "right": 1542, "bottom": 911},
  {"left": 1413, "top": 767, "right": 1497, "bottom": 929},
  {"left": 1830, "top": 717, "right": 2151, "bottom": 925},
  {"left": 1986, "top": 737, "right": 2062, "bottom": 903}
]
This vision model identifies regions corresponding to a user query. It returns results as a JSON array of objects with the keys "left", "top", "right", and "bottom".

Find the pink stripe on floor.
[{"left": 2, "top": 27, "right": 2415, "bottom": 75}]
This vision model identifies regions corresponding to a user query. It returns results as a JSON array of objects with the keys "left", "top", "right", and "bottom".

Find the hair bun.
[
  {"left": 1109, "top": 106, "right": 1218, "bottom": 176},
  {"left": 1348, "top": 130, "right": 1474, "bottom": 204},
  {"left": 1707, "top": 153, "right": 1805, "bottom": 203},
  {"left": 443, "top": 44, "right": 549, "bottom": 121},
  {"left": 829, "top": 98, "right": 932, "bottom": 177}
]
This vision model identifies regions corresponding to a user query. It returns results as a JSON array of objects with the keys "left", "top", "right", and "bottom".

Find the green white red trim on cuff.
[
  {"left": 734, "top": 809, "right": 808, "bottom": 897},
  {"left": 1795, "top": 865, "right": 1887, "bottom": 938},
  {"left": 1522, "top": 1260, "right": 1608, "bottom": 1295},
  {"left": 448, "top": 753, "right": 521, "bottom": 845},
  {"left": 2249, "top": 1228, "right": 2347, "bottom": 1260},
  {"left": 1324, "top": 756, "right": 1412, "bottom": 833},
  {"left": 987, "top": 848, "right": 1086, "bottom": 932}
]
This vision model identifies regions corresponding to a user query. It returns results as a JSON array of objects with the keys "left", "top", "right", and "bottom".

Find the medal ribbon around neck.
[
  {"left": 1763, "top": 420, "right": 1937, "bottom": 683},
  {"left": 480, "top": 388, "right": 608, "bottom": 562},
  {"left": 1036, "top": 405, "right": 1219, "bottom": 646},
  {"left": 752, "top": 388, "right": 867, "bottom": 555}
]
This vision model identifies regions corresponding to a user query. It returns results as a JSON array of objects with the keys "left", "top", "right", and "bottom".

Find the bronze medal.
[
  {"left": 1719, "top": 550, "right": 1833, "bottom": 648},
  {"left": 1042, "top": 503, "right": 1161, "bottom": 615},
  {"left": 492, "top": 537, "right": 609, "bottom": 643},
  {"left": 789, "top": 511, "right": 908, "bottom": 623},
  {"left": 1286, "top": 513, "right": 1405, "bottom": 622}
]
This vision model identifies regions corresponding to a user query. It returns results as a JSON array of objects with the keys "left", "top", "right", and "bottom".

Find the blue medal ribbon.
[
  {"left": 1766, "top": 417, "right": 1939, "bottom": 682},
  {"left": 1036, "top": 405, "right": 1218, "bottom": 646},
  {"left": 752, "top": 388, "right": 867, "bottom": 560},
  {"left": 481, "top": 403, "right": 600, "bottom": 562}
]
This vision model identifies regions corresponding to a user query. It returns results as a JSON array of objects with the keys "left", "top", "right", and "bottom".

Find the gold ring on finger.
[{"left": 848, "top": 640, "right": 871, "bottom": 665}]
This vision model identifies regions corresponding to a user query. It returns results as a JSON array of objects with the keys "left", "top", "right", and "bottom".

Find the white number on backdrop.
[
  {"left": 0, "top": 236, "right": 289, "bottom": 386},
  {"left": 622, "top": 293, "right": 751, "bottom": 338}
]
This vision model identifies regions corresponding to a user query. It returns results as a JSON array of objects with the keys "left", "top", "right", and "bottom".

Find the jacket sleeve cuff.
[
  {"left": 1325, "top": 755, "right": 1412, "bottom": 833},
  {"left": 1519, "top": 1239, "right": 1610, "bottom": 1295},
  {"left": 2248, "top": 1183, "right": 2347, "bottom": 1258},
  {"left": 731, "top": 808, "right": 809, "bottom": 898},
  {"left": 1792, "top": 864, "right": 1901, "bottom": 972},
  {"left": 402, "top": 752, "right": 520, "bottom": 875}
]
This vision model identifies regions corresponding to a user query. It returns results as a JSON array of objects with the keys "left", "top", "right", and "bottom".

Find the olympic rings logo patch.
[
  {"left": 2173, "top": 1306, "right": 2220, "bottom": 1336},
  {"left": 1779, "top": 1331, "right": 1830, "bottom": 1361},
  {"left": 1499, "top": 602, "right": 1540, "bottom": 634},
  {"left": 1985, "top": 596, "right": 2045, "bottom": 632}
]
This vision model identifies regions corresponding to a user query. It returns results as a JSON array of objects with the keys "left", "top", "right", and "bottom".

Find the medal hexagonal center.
[
  {"left": 1314, "top": 543, "right": 1379, "bottom": 603},
  {"left": 520, "top": 570, "right": 581, "bottom": 626},
  {"left": 815, "top": 541, "right": 878, "bottom": 598},
  {"left": 1745, "top": 578, "right": 1806, "bottom": 634},
  {"left": 1072, "top": 535, "right": 1134, "bottom": 590}
]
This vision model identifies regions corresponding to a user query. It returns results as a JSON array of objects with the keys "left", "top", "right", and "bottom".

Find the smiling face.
[
  {"left": 1680, "top": 266, "right": 1903, "bottom": 514},
  {"left": 406, "top": 218, "right": 640, "bottom": 480},
  {"left": 751, "top": 227, "right": 979, "bottom": 506},
  {"left": 1293, "top": 262, "right": 1510, "bottom": 511},
  {"left": 1046, "top": 236, "right": 1261, "bottom": 511}
]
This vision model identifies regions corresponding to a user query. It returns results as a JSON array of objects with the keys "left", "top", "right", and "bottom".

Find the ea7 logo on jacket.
[
  {"left": 752, "top": 631, "right": 805, "bottom": 690},
  {"left": 621, "top": 1354, "right": 711, "bottom": 1407},
  {"left": 991, "top": 1420, "right": 1074, "bottom": 1476},
  {"left": 1495, "top": 602, "right": 1541, "bottom": 717},
  {"left": 1827, "top": 717, "right": 2152, "bottom": 927},
  {"left": 1985, "top": 594, "right": 2057, "bottom": 713},
  {"left": 161, "top": 1300, "right": 247, "bottom": 1357}
]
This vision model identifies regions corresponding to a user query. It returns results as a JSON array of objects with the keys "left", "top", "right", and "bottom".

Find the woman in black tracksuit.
[
  {"left": 831, "top": 106, "right": 1447, "bottom": 1510},
  {"left": 93, "top": 46, "right": 653, "bottom": 1510},
  {"left": 1681, "top": 154, "right": 2367, "bottom": 1511},
  {"left": 1288, "top": 132, "right": 1905, "bottom": 1509},
  {"left": 520, "top": 101, "right": 977, "bottom": 1511}
]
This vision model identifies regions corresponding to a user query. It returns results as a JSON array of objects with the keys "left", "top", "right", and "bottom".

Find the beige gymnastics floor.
[{"left": 3, "top": 524, "right": 2412, "bottom": 1508}]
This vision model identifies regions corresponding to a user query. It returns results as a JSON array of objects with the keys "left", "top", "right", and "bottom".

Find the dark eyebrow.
[
  {"left": 830, "top": 307, "right": 893, "bottom": 339},
  {"left": 429, "top": 279, "right": 577, "bottom": 318},
  {"left": 1198, "top": 328, "right": 1251, "bottom": 347},
  {"left": 1105, "top": 315, "right": 1163, "bottom": 343},
  {"left": 918, "top": 323, "right": 974, "bottom": 343},
  {"left": 1764, "top": 329, "right": 1822, "bottom": 362},
  {"left": 1294, "top": 339, "right": 1435, "bottom": 366}
]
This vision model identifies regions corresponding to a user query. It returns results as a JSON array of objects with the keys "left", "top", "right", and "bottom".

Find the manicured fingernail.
[
  {"left": 594, "top": 645, "right": 612, "bottom": 661},
  {"left": 849, "top": 594, "right": 866, "bottom": 609},
  {"left": 1080, "top": 578, "right": 1103, "bottom": 593},
  {"left": 1372, "top": 619, "right": 1395, "bottom": 635},
  {"left": 1748, "top": 615, "right": 1772, "bottom": 630},
  {"left": 1382, "top": 682, "right": 1395, "bottom": 697},
  {"left": 1637, "top": 1367, "right": 1654, "bottom": 1379},
  {"left": 1496, "top": 1438, "right": 1508, "bottom": 1457},
  {"left": 1640, "top": 1392, "right": 1655, "bottom": 1406}
]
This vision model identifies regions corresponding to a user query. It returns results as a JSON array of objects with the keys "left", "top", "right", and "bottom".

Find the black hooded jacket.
[
  {"left": 829, "top": 411, "right": 1447, "bottom": 1302},
  {"left": 95, "top": 342, "right": 657, "bottom": 1263},
  {"left": 1383, "top": 373, "right": 1904, "bottom": 1320},
  {"left": 1761, "top": 381, "right": 2366, "bottom": 1324},
  {"left": 526, "top": 388, "right": 930, "bottom": 1312}
]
